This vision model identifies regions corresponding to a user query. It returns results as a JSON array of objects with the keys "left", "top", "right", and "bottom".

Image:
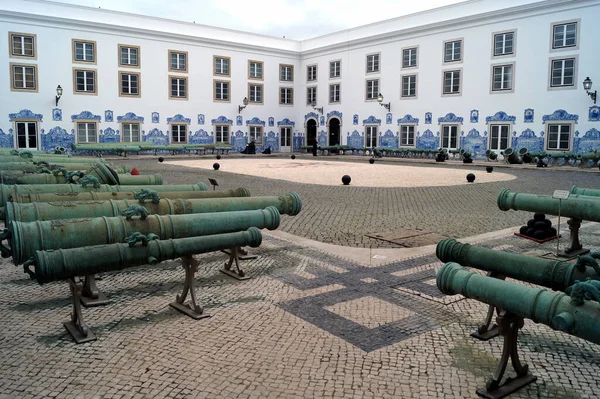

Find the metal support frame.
[
  {"left": 64, "top": 278, "right": 97, "bottom": 344},
  {"left": 221, "top": 246, "right": 251, "bottom": 280},
  {"left": 471, "top": 272, "right": 503, "bottom": 341},
  {"left": 561, "top": 218, "right": 590, "bottom": 257},
  {"left": 80, "top": 274, "right": 109, "bottom": 307},
  {"left": 169, "top": 255, "right": 211, "bottom": 320},
  {"left": 476, "top": 311, "right": 537, "bottom": 399}
]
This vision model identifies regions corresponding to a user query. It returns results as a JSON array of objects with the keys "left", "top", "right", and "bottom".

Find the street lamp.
[
  {"left": 377, "top": 93, "right": 390, "bottom": 112},
  {"left": 55, "top": 85, "right": 63, "bottom": 106},
  {"left": 238, "top": 97, "right": 249, "bottom": 113},
  {"left": 311, "top": 100, "right": 323, "bottom": 115},
  {"left": 583, "top": 77, "right": 597, "bottom": 104}
]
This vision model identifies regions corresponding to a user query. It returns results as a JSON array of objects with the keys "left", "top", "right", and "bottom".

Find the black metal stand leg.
[
  {"left": 476, "top": 312, "right": 536, "bottom": 399},
  {"left": 471, "top": 273, "right": 504, "bottom": 341},
  {"left": 221, "top": 247, "right": 251, "bottom": 280},
  {"left": 170, "top": 255, "right": 211, "bottom": 320},
  {"left": 221, "top": 246, "right": 258, "bottom": 260},
  {"left": 64, "top": 278, "right": 96, "bottom": 343},
  {"left": 80, "top": 274, "right": 109, "bottom": 307},
  {"left": 562, "top": 218, "right": 590, "bottom": 257}
]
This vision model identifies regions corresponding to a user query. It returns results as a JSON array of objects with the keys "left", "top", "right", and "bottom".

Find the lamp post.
[
  {"left": 238, "top": 97, "right": 248, "bottom": 113},
  {"left": 583, "top": 77, "right": 597, "bottom": 104},
  {"left": 377, "top": 93, "right": 390, "bottom": 112},
  {"left": 55, "top": 85, "right": 63, "bottom": 106}
]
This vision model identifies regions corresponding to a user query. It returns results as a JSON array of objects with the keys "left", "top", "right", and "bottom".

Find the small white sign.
[
  {"left": 553, "top": 190, "right": 570, "bottom": 200},
  {"left": 372, "top": 255, "right": 387, "bottom": 259}
]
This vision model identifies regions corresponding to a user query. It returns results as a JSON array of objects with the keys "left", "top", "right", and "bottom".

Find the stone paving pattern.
[
  {"left": 1, "top": 154, "right": 599, "bottom": 398},
  {"left": 115, "top": 155, "right": 600, "bottom": 248}
]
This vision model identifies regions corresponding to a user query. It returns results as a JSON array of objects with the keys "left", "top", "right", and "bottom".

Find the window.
[
  {"left": 214, "top": 56, "right": 230, "bottom": 76},
  {"left": 366, "top": 54, "right": 380, "bottom": 73},
  {"left": 215, "top": 125, "right": 230, "bottom": 143},
  {"left": 550, "top": 58, "right": 576, "bottom": 88},
  {"left": 171, "top": 124, "right": 187, "bottom": 143},
  {"left": 248, "top": 83, "right": 263, "bottom": 104},
  {"left": 280, "top": 64, "right": 294, "bottom": 81},
  {"left": 248, "top": 60, "right": 263, "bottom": 80},
  {"left": 307, "top": 65, "right": 317, "bottom": 82},
  {"left": 119, "top": 45, "right": 140, "bottom": 67},
  {"left": 214, "top": 80, "right": 230, "bottom": 102},
  {"left": 329, "top": 84, "right": 340, "bottom": 103},
  {"left": 9, "top": 32, "right": 36, "bottom": 59},
  {"left": 72, "top": 40, "right": 96, "bottom": 63},
  {"left": 402, "top": 47, "right": 418, "bottom": 68},
  {"left": 444, "top": 40, "right": 462, "bottom": 63},
  {"left": 249, "top": 126, "right": 263, "bottom": 144},
  {"left": 443, "top": 70, "right": 461, "bottom": 95},
  {"left": 552, "top": 21, "right": 578, "bottom": 49},
  {"left": 10, "top": 63, "right": 37, "bottom": 92},
  {"left": 122, "top": 123, "right": 141, "bottom": 142},
  {"left": 366, "top": 79, "right": 379, "bottom": 100},
  {"left": 307, "top": 86, "right": 317, "bottom": 105},
  {"left": 330, "top": 60, "right": 341, "bottom": 78},
  {"left": 280, "top": 87, "right": 293, "bottom": 105},
  {"left": 489, "top": 125, "right": 510, "bottom": 151},
  {"left": 77, "top": 122, "right": 97, "bottom": 143},
  {"left": 169, "top": 51, "right": 187, "bottom": 72},
  {"left": 441, "top": 125, "right": 459, "bottom": 149},
  {"left": 401, "top": 75, "right": 417, "bottom": 98},
  {"left": 547, "top": 124, "right": 571, "bottom": 150},
  {"left": 169, "top": 76, "right": 188, "bottom": 99},
  {"left": 73, "top": 68, "right": 97, "bottom": 94},
  {"left": 119, "top": 72, "right": 140, "bottom": 97},
  {"left": 493, "top": 32, "right": 514, "bottom": 56},
  {"left": 365, "top": 126, "right": 378, "bottom": 148},
  {"left": 400, "top": 125, "right": 415, "bottom": 147},
  {"left": 280, "top": 127, "right": 292, "bottom": 148},
  {"left": 491, "top": 64, "right": 514, "bottom": 92},
  {"left": 15, "top": 121, "right": 37, "bottom": 149}
]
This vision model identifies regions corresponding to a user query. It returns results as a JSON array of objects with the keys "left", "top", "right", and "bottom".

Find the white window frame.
[
  {"left": 443, "top": 39, "right": 463, "bottom": 63},
  {"left": 280, "top": 64, "right": 294, "bottom": 82},
  {"left": 249, "top": 125, "right": 263, "bottom": 144},
  {"left": 490, "top": 63, "right": 515, "bottom": 93},
  {"left": 214, "top": 56, "right": 230, "bottom": 77},
  {"left": 442, "top": 69, "right": 462, "bottom": 96},
  {"left": 14, "top": 120, "right": 39, "bottom": 149},
  {"left": 329, "top": 83, "right": 341, "bottom": 104},
  {"left": 365, "top": 79, "right": 379, "bottom": 101},
  {"left": 440, "top": 124, "right": 460, "bottom": 150},
  {"left": 119, "top": 44, "right": 140, "bottom": 68},
  {"left": 280, "top": 126, "right": 292, "bottom": 148},
  {"left": 280, "top": 87, "right": 293, "bottom": 105},
  {"left": 488, "top": 124, "right": 511, "bottom": 152},
  {"left": 170, "top": 124, "right": 187, "bottom": 144},
  {"left": 329, "top": 60, "right": 341, "bottom": 79},
  {"left": 400, "top": 125, "right": 416, "bottom": 147},
  {"left": 401, "top": 74, "right": 418, "bottom": 98},
  {"left": 73, "top": 68, "right": 97, "bottom": 95},
  {"left": 214, "top": 80, "right": 230, "bottom": 102},
  {"left": 307, "top": 64, "right": 317, "bottom": 82},
  {"left": 72, "top": 39, "right": 96, "bottom": 64},
  {"left": 76, "top": 121, "right": 98, "bottom": 143},
  {"left": 365, "top": 125, "right": 378, "bottom": 148},
  {"left": 121, "top": 122, "right": 141, "bottom": 143},
  {"left": 492, "top": 31, "right": 516, "bottom": 58},
  {"left": 9, "top": 32, "right": 36, "bottom": 59},
  {"left": 548, "top": 55, "right": 578, "bottom": 91},
  {"left": 546, "top": 123, "right": 573, "bottom": 151},
  {"left": 169, "top": 51, "right": 187, "bottom": 72},
  {"left": 119, "top": 72, "right": 141, "bottom": 97},
  {"left": 215, "top": 125, "right": 230, "bottom": 143},
  {"left": 402, "top": 46, "right": 418, "bottom": 69},
  {"left": 366, "top": 53, "right": 380, "bottom": 74},
  {"left": 10, "top": 63, "right": 37, "bottom": 92},
  {"left": 169, "top": 76, "right": 188, "bottom": 100},
  {"left": 550, "top": 20, "right": 580, "bottom": 51},
  {"left": 248, "top": 60, "right": 263, "bottom": 80},
  {"left": 248, "top": 83, "right": 263, "bottom": 104},
  {"left": 307, "top": 86, "right": 317, "bottom": 105}
]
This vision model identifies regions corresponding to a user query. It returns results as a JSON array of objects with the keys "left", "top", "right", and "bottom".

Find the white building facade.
[{"left": 1, "top": 0, "right": 599, "bottom": 157}]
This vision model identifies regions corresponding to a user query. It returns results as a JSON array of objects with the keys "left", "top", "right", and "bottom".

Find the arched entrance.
[
  {"left": 306, "top": 118, "right": 317, "bottom": 146},
  {"left": 328, "top": 117, "right": 341, "bottom": 147}
]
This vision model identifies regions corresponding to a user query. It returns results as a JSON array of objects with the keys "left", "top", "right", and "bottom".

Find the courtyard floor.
[{"left": 0, "top": 153, "right": 599, "bottom": 399}]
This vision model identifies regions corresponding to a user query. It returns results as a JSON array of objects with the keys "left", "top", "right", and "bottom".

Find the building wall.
[{"left": 1, "top": 0, "right": 599, "bottom": 156}]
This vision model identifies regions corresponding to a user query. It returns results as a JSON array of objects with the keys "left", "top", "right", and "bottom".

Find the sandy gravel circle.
[{"left": 166, "top": 158, "right": 516, "bottom": 187}]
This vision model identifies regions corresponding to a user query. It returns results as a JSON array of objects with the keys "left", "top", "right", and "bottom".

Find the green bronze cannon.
[
  {"left": 4, "top": 192, "right": 301, "bottom": 223},
  {"left": 502, "top": 148, "right": 522, "bottom": 164},
  {"left": 0, "top": 162, "right": 124, "bottom": 172},
  {"left": 9, "top": 187, "right": 250, "bottom": 204},
  {"left": 113, "top": 173, "right": 162, "bottom": 185},
  {"left": 498, "top": 188, "right": 599, "bottom": 255},
  {"left": 0, "top": 155, "right": 101, "bottom": 164},
  {"left": 0, "top": 182, "right": 208, "bottom": 207},
  {"left": 569, "top": 184, "right": 600, "bottom": 197},
  {"left": 4, "top": 206, "right": 281, "bottom": 264},
  {"left": 24, "top": 227, "right": 263, "bottom": 342},
  {"left": 0, "top": 162, "right": 119, "bottom": 185},
  {"left": 437, "top": 262, "right": 600, "bottom": 397}
]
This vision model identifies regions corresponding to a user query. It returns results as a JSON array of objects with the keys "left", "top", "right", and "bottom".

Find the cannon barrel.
[
  {"left": 115, "top": 173, "right": 162, "bottom": 185},
  {"left": 9, "top": 187, "right": 250, "bottom": 204},
  {"left": 569, "top": 185, "right": 600, "bottom": 197},
  {"left": 0, "top": 156, "right": 101, "bottom": 164},
  {"left": 575, "top": 152, "right": 599, "bottom": 160},
  {"left": 436, "top": 239, "right": 598, "bottom": 291},
  {"left": 503, "top": 148, "right": 522, "bottom": 164},
  {"left": 437, "top": 262, "right": 600, "bottom": 345},
  {"left": 29, "top": 227, "right": 263, "bottom": 284},
  {"left": 6, "top": 206, "right": 281, "bottom": 265},
  {"left": 0, "top": 163, "right": 119, "bottom": 185},
  {"left": 0, "top": 162, "right": 122, "bottom": 172},
  {"left": 497, "top": 188, "right": 600, "bottom": 222},
  {"left": 5, "top": 192, "right": 301, "bottom": 223},
  {"left": 0, "top": 182, "right": 208, "bottom": 207}
]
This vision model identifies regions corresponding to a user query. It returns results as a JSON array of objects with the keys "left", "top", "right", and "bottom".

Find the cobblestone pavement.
[
  {"left": 1, "top": 219, "right": 599, "bottom": 398},
  {"left": 1, "top": 154, "right": 599, "bottom": 399},
  {"left": 110, "top": 154, "right": 600, "bottom": 248}
]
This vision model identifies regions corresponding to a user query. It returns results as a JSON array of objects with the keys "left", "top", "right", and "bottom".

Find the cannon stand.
[
  {"left": 64, "top": 278, "right": 96, "bottom": 344},
  {"left": 170, "top": 255, "right": 211, "bottom": 320},
  {"left": 471, "top": 273, "right": 503, "bottom": 340},
  {"left": 221, "top": 246, "right": 251, "bottom": 280},
  {"left": 560, "top": 218, "right": 590, "bottom": 258},
  {"left": 80, "top": 274, "right": 109, "bottom": 307},
  {"left": 221, "top": 246, "right": 258, "bottom": 260},
  {"left": 476, "top": 311, "right": 536, "bottom": 399}
]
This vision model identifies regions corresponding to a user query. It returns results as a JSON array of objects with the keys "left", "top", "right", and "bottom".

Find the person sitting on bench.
[{"left": 240, "top": 140, "right": 257, "bottom": 154}]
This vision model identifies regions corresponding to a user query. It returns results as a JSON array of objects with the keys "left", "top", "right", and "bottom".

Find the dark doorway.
[
  {"left": 306, "top": 119, "right": 317, "bottom": 146},
  {"left": 328, "top": 118, "right": 340, "bottom": 147}
]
